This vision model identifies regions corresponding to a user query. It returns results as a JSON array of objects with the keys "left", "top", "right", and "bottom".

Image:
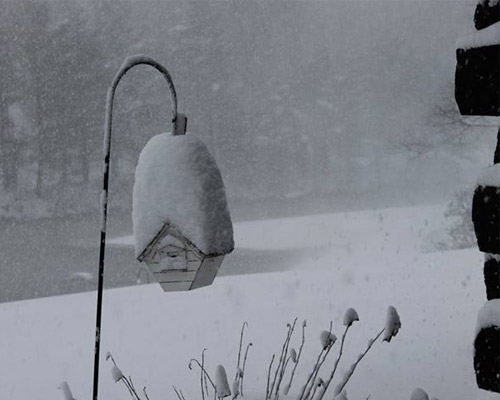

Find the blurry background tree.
[{"left": 0, "top": 0, "right": 494, "bottom": 219}]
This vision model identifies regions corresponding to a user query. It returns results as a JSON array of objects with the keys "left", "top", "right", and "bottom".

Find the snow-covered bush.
[
  {"left": 66, "top": 307, "right": 401, "bottom": 400},
  {"left": 264, "top": 306, "right": 400, "bottom": 400}
]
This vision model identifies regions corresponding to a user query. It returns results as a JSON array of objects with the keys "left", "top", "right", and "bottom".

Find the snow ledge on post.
[
  {"left": 456, "top": 21, "right": 500, "bottom": 50},
  {"left": 476, "top": 164, "right": 500, "bottom": 188},
  {"left": 475, "top": 299, "right": 500, "bottom": 336}
]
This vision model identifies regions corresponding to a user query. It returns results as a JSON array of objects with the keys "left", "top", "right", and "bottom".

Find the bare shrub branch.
[
  {"left": 317, "top": 325, "right": 350, "bottom": 400},
  {"left": 334, "top": 328, "right": 385, "bottom": 396},
  {"left": 240, "top": 342, "right": 253, "bottom": 395}
]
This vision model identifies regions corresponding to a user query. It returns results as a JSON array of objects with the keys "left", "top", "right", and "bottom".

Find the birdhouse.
[
  {"left": 474, "top": 299, "right": 500, "bottom": 393},
  {"left": 472, "top": 165, "right": 500, "bottom": 254},
  {"left": 132, "top": 131, "right": 234, "bottom": 292},
  {"left": 455, "top": 22, "right": 499, "bottom": 116}
]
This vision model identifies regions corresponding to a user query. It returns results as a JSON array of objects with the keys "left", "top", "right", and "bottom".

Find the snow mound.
[
  {"left": 58, "top": 382, "right": 75, "bottom": 400},
  {"left": 383, "top": 305, "right": 401, "bottom": 342},
  {"left": 111, "top": 365, "right": 124, "bottom": 382},
  {"left": 215, "top": 364, "right": 231, "bottom": 398},
  {"left": 410, "top": 388, "right": 429, "bottom": 400},
  {"left": 320, "top": 330, "right": 337, "bottom": 349},
  {"left": 132, "top": 133, "right": 234, "bottom": 257},
  {"left": 476, "top": 299, "right": 500, "bottom": 335},
  {"left": 456, "top": 22, "right": 500, "bottom": 50},
  {"left": 343, "top": 307, "right": 359, "bottom": 327}
]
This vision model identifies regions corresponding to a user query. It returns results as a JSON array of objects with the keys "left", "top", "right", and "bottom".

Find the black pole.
[
  {"left": 493, "top": 126, "right": 500, "bottom": 164},
  {"left": 92, "top": 55, "right": 179, "bottom": 400}
]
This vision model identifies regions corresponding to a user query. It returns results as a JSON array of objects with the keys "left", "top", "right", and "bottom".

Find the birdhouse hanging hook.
[{"left": 104, "top": 54, "right": 187, "bottom": 145}]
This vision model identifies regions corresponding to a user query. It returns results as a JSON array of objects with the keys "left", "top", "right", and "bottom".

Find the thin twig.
[
  {"left": 304, "top": 323, "right": 333, "bottom": 400},
  {"left": 235, "top": 322, "right": 248, "bottom": 380},
  {"left": 298, "top": 348, "right": 326, "bottom": 400},
  {"left": 317, "top": 325, "right": 350, "bottom": 400},
  {"left": 173, "top": 386, "right": 183, "bottom": 400},
  {"left": 143, "top": 387, "right": 151, "bottom": 400},
  {"left": 334, "top": 328, "right": 384, "bottom": 396},
  {"left": 310, "top": 378, "right": 323, "bottom": 400},
  {"left": 284, "top": 320, "right": 306, "bottom": 395},
  {"left": 121, "top": 378, "right": 137, "bottom": 400},
  {"left": 189, "top": 359, "right": 216, "bottom": 390},
  {"left": 269, "top": 323, "right": 292, "bottom": 397},
  {"left": 303, "top": 345, "right": 332, "bottom": 400},
  {"left": 129, "top": 376, "right": 136, "bottom": 393},
  {"left": 201, "top": 349, "right": 207, "bottom": 400},
  {"left": 122, "top": 376, "right": 141, "bottom": 400},
  {"left": 203, "top": 349, "right": 209, "bottom": 396},
  {"left": 270, "top": 320, "right": 297, "bottom": 400},
  {"left": 301, "top": 322, "right": 333, "bottom": 400},
  {"left": 266, "top": 354, "right": 275, "bottom": 400},
  {"left": 274, "top": 319, "right": 297, "bottom": 400},
  {"left": 106, "top": 352, "right": 117, "bottom": 367},
  {"left": 129, "top": 376, "right": 142, "bottom": 400},
  {"left": 274, "top": 355, "right": 291, "bottom": 400},
  {"left": 240, "top": 342, "right": 253, "bottom": 396}
]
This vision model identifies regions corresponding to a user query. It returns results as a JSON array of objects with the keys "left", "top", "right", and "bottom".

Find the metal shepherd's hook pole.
[{"left": 92, "top": 55, "right": 183, "bottom": 400}]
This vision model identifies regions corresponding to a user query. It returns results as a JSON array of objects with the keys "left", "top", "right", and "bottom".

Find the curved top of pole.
[
  {"left": 103, "top": 54, "right": 182, "bottom": 158},
  {"left": 109, "top": 54, "right": 178, "bottom": 121}
]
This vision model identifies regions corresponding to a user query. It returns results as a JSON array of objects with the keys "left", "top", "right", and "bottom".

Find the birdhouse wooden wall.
[{"left": 138, "top": 223, "right": 226, "bottom": 292}]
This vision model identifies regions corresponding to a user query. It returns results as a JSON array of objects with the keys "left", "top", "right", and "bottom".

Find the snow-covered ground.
[{"left": 0, "top": 205, "right": 496, "bottom": 400}]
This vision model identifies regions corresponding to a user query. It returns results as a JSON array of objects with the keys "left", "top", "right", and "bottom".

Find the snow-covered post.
[
  {"left": 92, "top": 55, "right": 233, "bottom": 400},
  {"left": 455, "top": 2, "right": 500, "bottom": 393}
]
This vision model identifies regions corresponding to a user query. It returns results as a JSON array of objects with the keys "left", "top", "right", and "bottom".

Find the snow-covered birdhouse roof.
[{"left": 132, "top": 132, "right": 234, "bottom": 259}]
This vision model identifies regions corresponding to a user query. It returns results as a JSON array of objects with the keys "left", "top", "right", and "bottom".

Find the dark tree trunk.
[{"left": 474, "top": 326, "right": 500, "bottom": 392}]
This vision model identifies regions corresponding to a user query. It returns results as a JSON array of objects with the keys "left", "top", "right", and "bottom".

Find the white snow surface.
[
  {"left": 1, "top": 205, "right": 499, "bottom": 400},
  {"left": 132, "top": 132, "right": 234, "bottom": 257},
  {"left": 475, "top": 299, "right": 500, "bottom": 335},
  {"left": 476, "top": 163, "right": 500, "bottom": 187},
  {"left": 456, "top": 22, "right": 500, "bottom": 50}
]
